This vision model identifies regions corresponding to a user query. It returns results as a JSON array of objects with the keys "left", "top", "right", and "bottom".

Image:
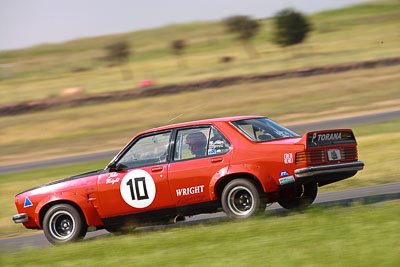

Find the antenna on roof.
[
  {"left": 160, "top": 102, "right": 208, "bottom": 127},
  {"left": 167, "top": 113, "right": 183, "bottom": 123}
]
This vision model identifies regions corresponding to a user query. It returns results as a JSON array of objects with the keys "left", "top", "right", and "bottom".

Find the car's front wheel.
[
  {"left": 278, "top": 183, "right": 318, "bottom": 210},
  {"left": 221, "top": 179, "right": 265, "bottom": 219},
  {"left": 43, "top": 204, "right": 87, "bottom": 244}
]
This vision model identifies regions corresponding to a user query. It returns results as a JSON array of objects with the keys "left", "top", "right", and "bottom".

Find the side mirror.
[
  {"left": 107, "top": 161, "right": 119, "bottom": 172},
  {"left": 107, "top": 162, "right": 127, "bottom": 172}
]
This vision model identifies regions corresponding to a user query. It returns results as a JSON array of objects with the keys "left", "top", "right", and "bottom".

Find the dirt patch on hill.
[{"left": 1, "top": 57, "right": 399, "bottom": 117}]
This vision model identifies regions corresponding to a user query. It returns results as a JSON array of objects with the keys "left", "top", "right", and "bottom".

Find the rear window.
[{"left": 231, "top": 118, "right": 299, "bottom": 142}]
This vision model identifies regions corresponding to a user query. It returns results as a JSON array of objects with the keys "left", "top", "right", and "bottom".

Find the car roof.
[{"left": 141, "top": 115, "right": 264, "bottom": 134}]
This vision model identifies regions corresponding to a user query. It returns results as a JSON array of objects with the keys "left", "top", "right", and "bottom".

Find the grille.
[{"left": 295, "top": 150, "right": 325, "bottom": 164}]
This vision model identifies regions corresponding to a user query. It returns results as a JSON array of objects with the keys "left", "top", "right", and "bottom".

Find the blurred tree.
[
  {"left": 171, "top": 39, "right": 187, "bottom": 69},
  {"left": 273, "top": 9, "right": 312, "bottom": 47},
  {"left": 224, "top": 16, "right": 260, "bottom": 58},
  {"left": 104, "top": 41, "right": 133, "bottom": 80}
]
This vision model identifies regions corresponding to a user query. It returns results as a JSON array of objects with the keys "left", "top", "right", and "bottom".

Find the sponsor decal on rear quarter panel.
[
  {"left": 279, "top": 176, "right": 295, "bottom": 185},
  {"left": 280, "top": 171, "right": 289, "bottom": 177},
  {"left": 284, "top": 153, "right": 293, "bottom": 164}
]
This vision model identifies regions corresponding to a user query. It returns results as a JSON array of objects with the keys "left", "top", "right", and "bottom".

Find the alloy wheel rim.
[
  {"left": 227, "top": 186, "right": 255, "bottom": 216},
  {"left": 49, "top": 211, "right": 76, "bottom": 240}
]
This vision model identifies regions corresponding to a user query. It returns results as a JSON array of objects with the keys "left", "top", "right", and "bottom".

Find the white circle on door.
[{"left": 120, "top": 169, "right": 156, "bottom": 208}]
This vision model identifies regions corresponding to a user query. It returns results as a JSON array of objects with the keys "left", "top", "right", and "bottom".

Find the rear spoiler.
[{"left": 302, "top": 129, "right": 356, "bottom": 148}]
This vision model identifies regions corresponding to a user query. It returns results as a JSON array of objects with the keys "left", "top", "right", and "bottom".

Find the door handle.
[
  {"left": 151, "top": 166, "right": 163, "bottom": 172},
  {"left": 211, "top": 157, "right": 223, "bottom": 163}
]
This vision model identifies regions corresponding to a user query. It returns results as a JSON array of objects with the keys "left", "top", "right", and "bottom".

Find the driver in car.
[{"left": 186, "top": 132, "right": 207, "bottom": 157}]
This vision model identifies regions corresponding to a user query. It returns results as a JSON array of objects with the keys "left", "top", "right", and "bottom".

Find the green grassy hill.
[{"left": 0, "top": 0, "right": 399, "bottom": 104}]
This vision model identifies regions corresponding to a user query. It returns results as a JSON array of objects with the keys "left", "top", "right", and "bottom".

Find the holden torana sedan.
[{"left": 13, "top": 116, "right": 364, "bottom": 244}]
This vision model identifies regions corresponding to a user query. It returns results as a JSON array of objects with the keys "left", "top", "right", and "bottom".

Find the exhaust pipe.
[{"left": 173, "top": 215, "right": 185, "bottom": 223}]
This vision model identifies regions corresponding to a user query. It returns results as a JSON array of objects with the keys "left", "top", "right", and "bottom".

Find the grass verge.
[{"left": 1, "top": 200, "right": 399, "bottom": 266}]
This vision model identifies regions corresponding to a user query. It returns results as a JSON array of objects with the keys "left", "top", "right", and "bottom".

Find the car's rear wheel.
[
  {"left": 43, "top": 204, "right": 87, "bottom": 244},
  {"left": 278, "top": 183, "right": 318, "bottom": 210},
  {"left": 221, "top": 179, "right": 265, "bottom": 219}
]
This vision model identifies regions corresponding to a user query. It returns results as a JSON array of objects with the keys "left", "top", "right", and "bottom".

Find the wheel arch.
[
  {"left": 35, "top": 191, "right": 103, "bottom": 228},
  {"left": 39, "top": 200, "right": 86, "bottom": 229},
  {"left": 214, "top": 172, "right": 265, "bottom": 201}
]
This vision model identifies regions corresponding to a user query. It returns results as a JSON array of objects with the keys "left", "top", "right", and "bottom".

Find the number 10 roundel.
[{"left": 120, "top": 169, "right": 156, "bottom": 208}]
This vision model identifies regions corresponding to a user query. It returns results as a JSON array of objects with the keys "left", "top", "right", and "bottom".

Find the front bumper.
[
  {"left": 12, "top": 213, "right": 29, "bottom": 223},
  {"left": 295, "top": 161, "right": 364, "bottom": 178}
]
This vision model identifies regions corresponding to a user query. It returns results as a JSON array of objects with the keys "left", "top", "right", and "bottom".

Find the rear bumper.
[
  {"left": 295, "top": 161, "right": 364, "bottom": 178},
  {"left": 12, "top": 213, "right": 29, "bottom": 223},
  {"left": 279, "top": 161, "right": 364, "bottom": 190}
]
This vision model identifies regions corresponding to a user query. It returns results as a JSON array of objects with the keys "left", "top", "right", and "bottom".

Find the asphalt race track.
[
  {"left": 1, "top": 110, "right": 399, "bottom": 175},
  {"left": 2, "top": 182, "right": 400, "bottom": 251}
]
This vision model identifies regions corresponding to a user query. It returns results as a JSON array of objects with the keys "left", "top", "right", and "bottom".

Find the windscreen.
[{"left": 231, "top": 118, "right": 299, "bottom": 141}]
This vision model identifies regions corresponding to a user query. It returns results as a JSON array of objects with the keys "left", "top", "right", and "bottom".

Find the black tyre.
[
  {"left": 43, "top": 204, "right": 87, "bottom": 244},
  {"left": 221, "top": 179, "right": 265, "bottom": 219},
  {"left": 278, "top": 183, "right": 318, "bottom": 210}
]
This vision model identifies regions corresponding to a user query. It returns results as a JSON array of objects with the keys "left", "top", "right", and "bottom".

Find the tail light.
[
  {"left": 341, "top": 146, "right": 358, "bottom": 160},
  {"left": 296, "top": 146, "right": 358, "bottom": 165},
  {"left": 296, "top": 150, "right": 325, "bottom": 164}
]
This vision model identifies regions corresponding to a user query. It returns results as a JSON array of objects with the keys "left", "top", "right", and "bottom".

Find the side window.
[
  {"left": 174, "top": 128, "right": 210, "bottom": 160},
  {"left": 118, "top": 132, "right": 171, "bottom": 168},
  {"left": 208, "top": 127, "right": 230, "bottom": 155}
]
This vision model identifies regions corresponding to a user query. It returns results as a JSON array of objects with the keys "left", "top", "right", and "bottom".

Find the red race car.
[{"left": 13, "top": 116, "right": 364, "bottom": 244}]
